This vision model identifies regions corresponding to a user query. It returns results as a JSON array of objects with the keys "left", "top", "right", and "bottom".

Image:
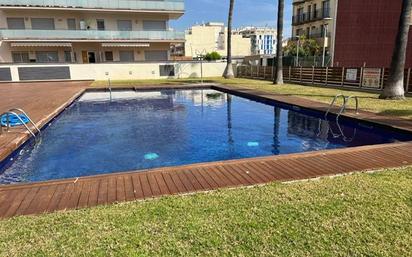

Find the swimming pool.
[{"left": 1, "top": 88, "right": 411, "bottom": 184}]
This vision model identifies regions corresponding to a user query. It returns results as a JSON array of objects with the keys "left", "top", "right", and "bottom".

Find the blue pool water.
[{"left": 0, "top": 89, "right": 411, "bottom": 184}]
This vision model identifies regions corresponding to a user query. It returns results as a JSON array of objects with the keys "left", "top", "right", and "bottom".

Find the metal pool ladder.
[
  {"left": 0, "top": 108, "right": 41, "bottom": 141},
  {"left": 325, "top": 94, "right": 360, "bottom": 122}
]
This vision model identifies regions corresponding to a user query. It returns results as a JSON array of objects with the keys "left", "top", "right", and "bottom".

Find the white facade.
[
  {"left": 235, "top": 27, "right": 277, "bottom": 55},
  {"left": 0, "top": 0, "right": 185, "bottom": 63}
]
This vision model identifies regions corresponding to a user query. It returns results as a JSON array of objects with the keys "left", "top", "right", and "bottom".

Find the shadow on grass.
[{"left": 378, "top": 109, "right": 412, "bottom": 118}]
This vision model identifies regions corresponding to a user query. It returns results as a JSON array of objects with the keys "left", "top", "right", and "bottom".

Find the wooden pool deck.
[{"left": 0, "top": 81, "right": 411, "bottom": 219}]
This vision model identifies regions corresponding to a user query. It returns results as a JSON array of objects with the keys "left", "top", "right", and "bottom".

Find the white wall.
[{"left": 0, "top": 61, "right": 228, "bottom": 82}]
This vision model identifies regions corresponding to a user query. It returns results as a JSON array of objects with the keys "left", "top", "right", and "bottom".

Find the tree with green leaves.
[
  {"left": 283, "top": 36, "right": 322, "bottom": 57},
  {"left": 380, "top": 0, "right": 412, "bottom": 100}
]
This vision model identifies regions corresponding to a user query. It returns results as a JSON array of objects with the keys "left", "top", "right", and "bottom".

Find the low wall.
[{"left": 0, "top": 61, "right": 227, "bottom": 82}]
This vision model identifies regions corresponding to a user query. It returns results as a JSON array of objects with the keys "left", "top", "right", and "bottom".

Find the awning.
[
  {"left": 10, "top": 42, "right": 72, "bottom": 48},
  {"left": 101, "top": 43, "right": 150, "bottom": 48}
]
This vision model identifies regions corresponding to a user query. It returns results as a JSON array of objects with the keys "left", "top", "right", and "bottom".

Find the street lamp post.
[
  {"left": 296, "top": 36, "right": 300, "bottom": 67},
  {"left": 322, "top": 18, "right": 333, "bottom": 67}
]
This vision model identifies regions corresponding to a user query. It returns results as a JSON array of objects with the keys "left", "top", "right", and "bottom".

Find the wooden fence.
[{"left": 237, "top": 66, "right": 412, "bottom": 94}]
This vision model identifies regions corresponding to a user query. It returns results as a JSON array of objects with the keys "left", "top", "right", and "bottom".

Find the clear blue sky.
[{"left": 170, "top": 0, "right": 293, "bottom": 36}]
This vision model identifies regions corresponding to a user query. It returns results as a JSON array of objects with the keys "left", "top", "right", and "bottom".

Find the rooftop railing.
[
  {"left": 0, "top": 29, "right": 185, "bottom": 41},
  {"left": 0, "top": 0, "right": 185, "bottom": 12}
]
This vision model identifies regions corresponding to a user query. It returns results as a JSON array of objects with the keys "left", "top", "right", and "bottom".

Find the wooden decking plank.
[
  {"left": 246, "top": 162, "right": 279, "bottom": 181},
  {"left": 32, "top": 185, "right": 59, "bottom": 215},
  {"left": 46, "top": 183, "right": 69, "bottom": 212},
  {"left": 77, "top": 181, "right": 92, "bottom": 209},
  {"left": 56, "top": 183, "right": 75, "bottom": 211},
  {"left": 153, "top": 172, "right": 170, "bottom": 195},
  {"left": 195, "top": 167, "right": 219, "bottom": 188},
  {"left": 161, "top": 172, "right": 179, "bottom": 195},
  {"left": 87, "top": 179, "right": 100, "bottom": 207},
  {"left": 139, "top": 174, "right": 153, "bottom": 198},
  {"left": 107, "top": 177, "right": 117, "bottom": 204},
  {"left": 211, "top": 165, "right": 240, "bottom": 186},
  {"left": 0, "top": 190, "right": 19, "bottom": 217},
  {"left": 116, "top": 176, "right": 126, "bottom": 202},
  {"left": 267, "top": 159, "right": 312, "bottom": 180},
  {"left": 3, "top": 188, "right": 31, "bottom": 218},
  {"left": 223, "top": 164, "right": 258, "bottom": 185},
  {"left": 14, "top": 187, "right": 40, "bottom": 216},
  {"left": 21, "top": 186, "right": 52, "bottom": 215},
  {"left": 181, "top": 169, "right": 205, "bottom": 191},
  {"left": 237, "top": 163, "right": 270, "bottom": 183},
  {"left": 202, "top": 167, "right": 229, "bottom": 188},
  {"left": 216, "top": 165, "right": 252, "bottom": 186},
  {"left": 123, "top": 175, "right": 136, "bottom": 201},
  {"left": 175, "top": 170, "right": 196, "bottom": 192},
  {"left": 97, "top": 178, "right": 108, "bottom": 205},
  {"left": 131, "top": 174, "right": 145, "bottom": 199},
  {"left": 187, "top": 168, "right": 213, "bottom": 190},
  {"left": 147, "top": 173, "right": 162, "bottom": 197},
  {"left": 168, "top": 171, "right": 188, "bottom": 193},
  {"left": 259, "top": 161, "right": 294, "bottom": 180},
  {"left": 66, "top": 182, "right": 84, "bottom": 210}
]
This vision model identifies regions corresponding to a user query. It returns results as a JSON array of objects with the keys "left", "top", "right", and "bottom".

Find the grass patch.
[
  {"left": 0, "top": 167, "right": 411, "bottom": 256},
  {"left": 91, "top": 77, "right": 412, "bottom": 119}
]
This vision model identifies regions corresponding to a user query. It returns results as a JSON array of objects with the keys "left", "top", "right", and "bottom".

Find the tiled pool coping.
[{"left": 0, "top": 82, "right": 411, "bottom": 218}]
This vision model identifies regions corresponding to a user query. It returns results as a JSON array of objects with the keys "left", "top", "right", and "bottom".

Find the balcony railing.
[
  {"left": 0, "top": 29, "right": 185, "bottom": 41},
  {"left": 0, "top": 0, "right": 185, "bottom": 12},
  {"left": 292, "top": 8, "right": 330, "bottom": 25}
]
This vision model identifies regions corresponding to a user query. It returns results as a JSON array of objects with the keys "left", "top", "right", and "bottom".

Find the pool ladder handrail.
[
  {"left": 0, "top": 108, "right": 41, "bottom": 140},
  {"left": 325, "top": 94, "right": 360, "bottom": 122}
]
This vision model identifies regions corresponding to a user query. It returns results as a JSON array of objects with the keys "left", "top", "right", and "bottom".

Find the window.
[
  {"left": 143, "top": 20, "right": 167, "bottom": 31},
  {"left": 322, "top": 0, "right": 330, "bottom": 18},
  {"left": 31, "top": 18, "right": 55, "bottom": 30},
  {"left": 36, "top": 51, "right": 59, "bottom": 63},
  {"left": 313, "top": 4, "right": 318, "bottom": 18},
  {"left": 97, "top": 19, "right": 105, "bottom": 31},
  {"left": 64, "top": 51, "right": 72, "bottom": 63},
  {"left": 119, "top": 51, "right": 134, "bottom": 62},
  {"left": 67, "top": 19, "right": 76, "bottom": 30},
  {"left": 7, "top": 18, "right": 25, "bottom": 29},
  {"left": 307, "top": 5, "right": 312, "bottom": 20},
  {"left": 12, "top": 52, "right": 29, "bottom": 63},
  {"left": 104, "top": 51, "right": 114, "bottom": 62},
  {"left": 159, "top": 65, "right": 175, "bottom": 77},
  {"left": 117, "top": 20, "right": 132, "bottom": 31},
  {"left": 144, "top": 51, "right": 168, "bottom": 61}
]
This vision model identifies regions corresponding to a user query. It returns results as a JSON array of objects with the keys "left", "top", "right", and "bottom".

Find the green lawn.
[
  {"left": 92, "top": 77, "right": 412, "bottom": 119},
  {"left": 0, "top": 167, "right": 411, "bottom": 256}
]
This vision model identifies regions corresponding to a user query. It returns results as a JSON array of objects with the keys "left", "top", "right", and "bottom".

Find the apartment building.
[
  {"left": 235, "top": 27, "right": 277, "bottom": 55},
  {"left": 0, "top": 0, "right": 185, "bottom": 64},
  {"left": 184, "top": 22, "right": 251, "bottom": 58},
  {"left": 292, "top": 0, "right": 412, "bottom": 67},
  {"left": 292, "top": 0, "right": 337, "bottom": 63}
]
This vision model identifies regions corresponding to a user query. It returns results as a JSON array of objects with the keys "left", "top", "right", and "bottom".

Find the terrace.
[
  {"left": 0, "top": 29, "right": 185, "bottom": 42},
  {"left": 0, "top": 0, "right": 185, "bottom": 13}
]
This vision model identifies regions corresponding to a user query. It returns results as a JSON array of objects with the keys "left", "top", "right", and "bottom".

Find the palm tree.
[
  {"left": 224, "top": 0, "right": 235, "bottom": 79},
  {"left": 274, "top": 0, "right": 284, "bottom": 85},
  {"left": 380, "top": 0, "right": 412, "bottom": 99}
]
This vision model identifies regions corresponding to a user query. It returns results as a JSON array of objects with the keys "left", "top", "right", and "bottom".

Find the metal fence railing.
[{"left": 236, "top": 65, "right": 412, "bottom": 94}]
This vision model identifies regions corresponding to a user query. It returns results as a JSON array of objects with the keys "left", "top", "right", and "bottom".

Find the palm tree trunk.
[
  {"left": 224, "top": 0, "right": 235, "bottom": 79},
  {"left": 274, "top": 0, "right": 284, "bottom": 85},
  {"left": 380, "top": 0, "right": 412, "bottom": 99}
]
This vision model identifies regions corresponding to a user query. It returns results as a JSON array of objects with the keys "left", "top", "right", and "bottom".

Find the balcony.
[
  {"left": 0, "top": 29, "right": 185, "bottom": 42},
  {"left": 0, "top": 0, "right": 185, "bottom": 13},
  {"left": 292, "top": 8, "right": 331, "bottom": 25}
]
